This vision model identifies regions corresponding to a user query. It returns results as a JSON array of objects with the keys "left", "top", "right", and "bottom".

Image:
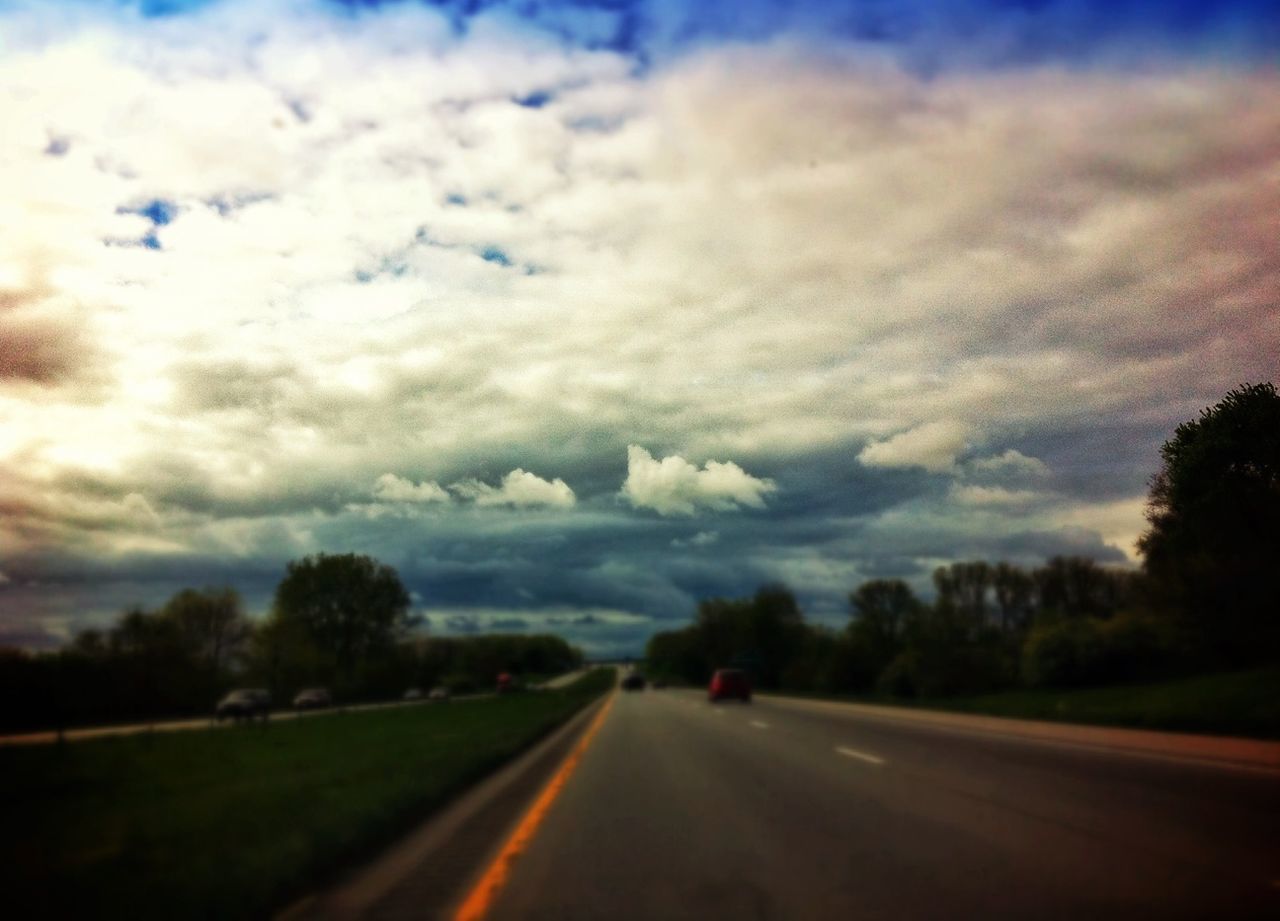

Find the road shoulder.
[{"left": 278, "top": 693, "right": 612, "bottom": 921}]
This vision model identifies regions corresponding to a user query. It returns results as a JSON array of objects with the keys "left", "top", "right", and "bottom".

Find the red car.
[
  {"left": 708, "top": 668, "right": 751, "bottom": 703},
  {"left": 496, "top": 672, "right": 515, "bottom": 694}
]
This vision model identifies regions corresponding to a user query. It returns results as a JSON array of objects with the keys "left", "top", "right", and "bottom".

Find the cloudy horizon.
[{"left": 2, "top": 0, "right": 1277, "bottom": 655}]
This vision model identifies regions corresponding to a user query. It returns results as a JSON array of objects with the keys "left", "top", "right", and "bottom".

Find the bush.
[
  {"left": 876, "top": 652, "right": 920, "bottom": 698},
  {"left": 1096, "top": 611, "right": 1179, "bottom": 682},
  {"left": 1022, "top": 618, "right": 1105, "bottom": 687}
]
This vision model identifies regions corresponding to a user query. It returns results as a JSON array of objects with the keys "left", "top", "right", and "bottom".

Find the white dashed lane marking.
[{"left": 836, "top": 746, "right": 886, "bottom": 766}]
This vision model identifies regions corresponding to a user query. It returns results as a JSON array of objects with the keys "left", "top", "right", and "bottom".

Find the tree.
[
  {"left": 932, "top": 562, "right": 993, "bottom": 631},
  {"left": 1138, "top": 382, "right": 1280, "bottom": 663},
  {"left": 849, "top": 579, "right": 919, "bottom": 647},
  {"left": 1032, "top": 557, "right": 1132, "bottom": 621},
  {"left": 271, "top": 553, "right": 412, "bottom": 678},
  {"left": 992, "top": 563, "right": 1034, "bottom": 633},
  {"left": 160, "top": 586, "right": 250, "bottom": 672}
]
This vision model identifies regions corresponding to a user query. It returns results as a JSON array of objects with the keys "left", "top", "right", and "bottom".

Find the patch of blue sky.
[
  {"left": 479, "top": 245, "right": 512, "bottom": 267},
  {"left": 103, "top": 230, "right": 162, "bottom": 250},
  {"left": 513, "top": 89, "right": 553, "bottom": 108},
  {"left": 118, "top": 198, "right": 176, "bottom": 225},
  {"left": 61, "top": 1, "right": 1279, "bottom": 64}
]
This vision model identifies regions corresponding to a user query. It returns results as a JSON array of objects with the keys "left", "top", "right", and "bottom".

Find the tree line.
[
  {"left": 0, "top": 553, "right": 582, "bottom": 733},
  {"left": 647, "top": 382, "right": 1280, "bottom": 696}
]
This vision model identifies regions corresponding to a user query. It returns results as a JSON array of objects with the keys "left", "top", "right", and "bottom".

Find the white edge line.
[{"left": 836, "top": 746, "right": 886, "bottom": 766}]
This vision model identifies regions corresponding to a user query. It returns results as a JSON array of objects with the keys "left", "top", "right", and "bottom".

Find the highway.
[
  {"left": 0, "top": 693, "right": 492, "bottom": 747},
  {"left": 0, "top": 672, "right": 593, "bottom": 747},
  {"left": 468, "top": 687, "right": 1280, "bottom": 921}
]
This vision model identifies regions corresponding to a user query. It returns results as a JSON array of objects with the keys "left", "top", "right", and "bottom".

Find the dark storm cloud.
[{"left": 0, "top": 280, "right": 99, "bottom": 389}]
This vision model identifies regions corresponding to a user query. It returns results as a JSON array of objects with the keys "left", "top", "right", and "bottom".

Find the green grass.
[
  {"left": 774, "top": 669, "right": 1280, "bottom": 739},
  {"left": 1, "top": 669, "right": 614, "bottom": 920}
]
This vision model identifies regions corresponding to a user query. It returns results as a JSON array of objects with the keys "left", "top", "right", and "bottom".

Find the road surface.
[{"left": 468, "top": 688, "right": 1279, "bottom": 920}]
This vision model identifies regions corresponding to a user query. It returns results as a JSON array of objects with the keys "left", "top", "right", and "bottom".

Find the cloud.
[
  {"left": 0, "top": 0, "right": 1275, "bottom": 648},
  {"left": 372, "top": 473, "right": 450, "bottom": 504},
  {"left": 948, "top": 484, "right": 1041, "bottom": 508},
  {"left": 858, "top": 422, "right": 969, "bottom": 474},
  {"left": 967, "top": 450, "right": 1050, "bottom": 479},
  {"left": 451, "top": 469, "right": 577, "bottom": 508},
  {"left": 622, "top": 446, "right": 776, "bottom": 516},
  {"left": 672, "top": 530, "right": 719, "bottom": 548}
]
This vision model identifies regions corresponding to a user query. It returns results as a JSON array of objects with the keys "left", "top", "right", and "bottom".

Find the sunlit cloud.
[
  {"left": 858, "top": 422, "right": 970, "bottom": 474},
  {"left": 452, "top": 469, "right": 577, "bottom": 509},
  {"left": 622, "top": 446, "right": 776, "bottom": 516}
]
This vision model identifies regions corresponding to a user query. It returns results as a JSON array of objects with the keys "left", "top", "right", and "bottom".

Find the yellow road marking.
[{"left": 453, "top": 694, "right": 616, "bottom": 921}]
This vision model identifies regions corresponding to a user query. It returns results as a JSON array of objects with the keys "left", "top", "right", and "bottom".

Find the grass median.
[{"left": 1, "top": 668, "right": 615, "bottom": 920}]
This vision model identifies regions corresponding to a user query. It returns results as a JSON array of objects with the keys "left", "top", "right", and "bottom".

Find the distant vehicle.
[
  {"left": 708, "top": 668, "right": 751, "bottom": 703},
  {"left": 428, "top": 686, "right": 450, "bottom": 702},
  {"left": 621, "top": 672, "right": 646, "bottom": 691},
  {"left": 403, "top": 688, "right": 422, "bottom": 701},
  {"left": 293, "top": 688, "right": 332, "bottom": 710},
  {"left": 216, "top": 688, "right": 271, "bottom": 722},
  {"left": 496, "top": 672, "right": 515, "bottom": 694}
]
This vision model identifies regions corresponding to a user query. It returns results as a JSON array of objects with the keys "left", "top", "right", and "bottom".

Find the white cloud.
[
  {"left": 622, "top": 445, "right": 775, "bottom": 516},
  {"left": 858, "top": 422, "right": 969, "bottom": 473},
  {"left": 967, "top": 450, "right": 1049, "bottom": 478},
  {"left": 372, "top": 473, "right": 450, "bottom": 504},
  {"left": 671, "top": 530, "right": 720, "bottom": 548},
  {"left": 949, "top": 484, "right": 1041, "bottom": 507},
  {"left": 452, "top": 469, "right": 576, "bottom": 509}
]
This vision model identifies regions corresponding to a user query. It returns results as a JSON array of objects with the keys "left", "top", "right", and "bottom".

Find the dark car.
[
  {"left": 622, "top": 672, "right": 646, "bottom": 691},
  {"left": 708, "top": 668, "right": 751, "bottom": 703},
  {"left": 496, "top": 672, "right": 516, "bottom": 694},
  {"left": 216, "top": 688, "right": 271, "bottom": 722},
  {"left": 292, "top": 687, "right": 332, "bottom": 710}
]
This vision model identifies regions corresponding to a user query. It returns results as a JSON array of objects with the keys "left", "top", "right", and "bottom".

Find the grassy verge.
[
  {"left": 771, "top": 668, "right": 1280, "bottom": 739},
  {"left": 1, "top": 668, "right": 614, "bottom": 920}
]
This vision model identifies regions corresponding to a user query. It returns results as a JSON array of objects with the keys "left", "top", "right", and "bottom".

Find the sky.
[{"left": 1, "top": 0, "right": 1277, "bottom": 656}]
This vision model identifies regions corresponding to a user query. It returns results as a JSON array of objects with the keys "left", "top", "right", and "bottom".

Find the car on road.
[
  {"left": 216, "top": 688, "right": 271, "bottom": 722},
  {"left": 403, "top": 687, "right": 422, "bottom": 701},
  {"left": 708, "top": 668, "right": 751, "bottom": 703},
  {"left": 428, "top": 686, "right": 450, "bottom": 702},
  {"left": 496, "top": 672, "right": 516, "bottom": 694},
  {"left": 292, "top": 687, "right": 332, "bottom": 710},
  {"left": 621, "top": 672, "right": 646, "bottom": 691}
]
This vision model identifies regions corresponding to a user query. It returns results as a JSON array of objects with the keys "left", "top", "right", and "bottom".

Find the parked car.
[
  {"left": 708, "top": 668, "right": 752, "bottom": 703},
  {"left": 216, "top": 688, "right": 271, "bottom": 722},
  {"left": 496, "top": 672, "right": 516, "bottom": 694},
  {"left": 622, "top": 672, "right": 646, "bottom": 691},
  {"left": 291, "top": 688, "right": 331, "bottom": 710},
  {"left": 403, "top": 688, "right": 423, "bottom": 701},
  {"left": 428, "top": 686, "right": 451, "bottom": 702}
]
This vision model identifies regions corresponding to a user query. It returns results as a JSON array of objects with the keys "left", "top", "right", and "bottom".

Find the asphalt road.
[{"left": 478, "top": 688, "right": 1280, "bottom": 921}]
